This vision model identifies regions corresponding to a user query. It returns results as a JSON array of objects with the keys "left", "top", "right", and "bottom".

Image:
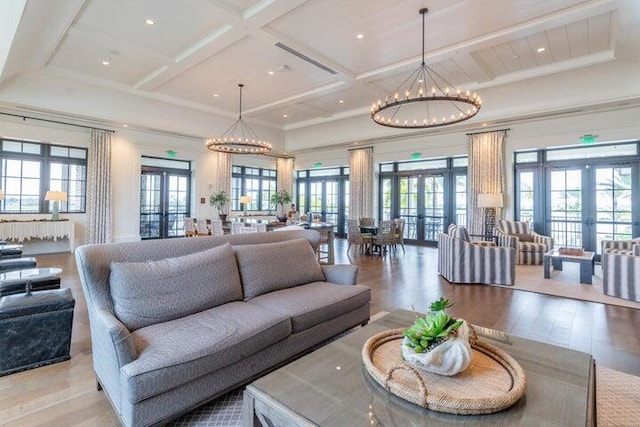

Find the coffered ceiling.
[{"left": 0, "top": 0, "right": 638, "bottom": 149}]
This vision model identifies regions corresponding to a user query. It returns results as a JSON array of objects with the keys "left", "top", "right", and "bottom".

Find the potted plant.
[
  {"left": 209, "top": 190, "right": 230, "bottom": 221},
  {"left": 401, "top": 297, "right": 473, "bottom": 376},
  {"left": 270, "top": 190, "right": 292, "bottom": 222}
]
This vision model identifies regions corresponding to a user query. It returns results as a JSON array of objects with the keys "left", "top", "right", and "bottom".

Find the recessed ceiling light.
[
  {"left": 268, "top": 71, "right": 275, "bottom": 75},
  {"left": 101, "top": 59, "right": 110, "bottom": 66},
  {"left": 213, "top": 93, "right": 219, "bottom": 97},
  {"left": 537, "top": 47, "right": 546, "bottom": 53},
  {"left": 356, "top": 34, "right": 364, "bottom": 40},
  {"left": 482, "top": 123, "right": 488, "bottom": 126},
  {"left": 512, "top": 54, "right": 519, "bottom": 59},
  {"left": 122, "top": 124, "right": 128, "bottom": 127},
  {"left": 338, "top": 100, "right": 344, "bottom": 104},
  {"left": 283, "top": 114, "right": 288, "bottom": 118},
  {"left": 145, "top": 18, "right": 155, "bottom": 26}
]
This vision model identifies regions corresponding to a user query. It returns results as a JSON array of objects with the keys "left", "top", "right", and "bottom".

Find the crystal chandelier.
[
  {"left": 371, "top": 8, "right": 482, "bottom": 129},
  {"left": 206, "top": 84, "right": 272, "bottom": 154}
]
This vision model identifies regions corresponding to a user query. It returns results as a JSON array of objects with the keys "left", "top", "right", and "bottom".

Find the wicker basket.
[{"left": 362, "top": 328, "right": 526, "bottom": 415}]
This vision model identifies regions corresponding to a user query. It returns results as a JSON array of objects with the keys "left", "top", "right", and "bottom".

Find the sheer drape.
[
  {"left": 468, "top": 130, "right": 507, "bottom": 236},
  {"left": 349, "top": 147, "right": 374, "bottom": 221},
  {"left": 86, "top": 129, "right": 112, "bottom": 244},
  {"left": 277, "top": 157, "right": 294, "bottom": 194},
  {"left": 214, "top": 152, "right": 231, "bottom": 194}
]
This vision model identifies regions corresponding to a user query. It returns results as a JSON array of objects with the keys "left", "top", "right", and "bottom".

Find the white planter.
[{"left": 401, "top": 321, "right": 473, "bottom": 376}]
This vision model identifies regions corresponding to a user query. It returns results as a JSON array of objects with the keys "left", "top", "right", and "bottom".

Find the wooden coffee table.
[
  {"left": 243, "top": 309, "right": 596, "bottom": 426},
  {"left": 543, "top": 250, "right": 595, "bottom": 284}
]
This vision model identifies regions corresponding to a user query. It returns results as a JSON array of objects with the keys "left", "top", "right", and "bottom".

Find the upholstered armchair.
[
  {"left": 495, "top": 219, "right": 553, "bottom": 265},
  {"left": 601, "top": 238, "right": 640, "bottom": 302},
  {"left": 438, "top": 225, "right": 516, "bottom": 285}
]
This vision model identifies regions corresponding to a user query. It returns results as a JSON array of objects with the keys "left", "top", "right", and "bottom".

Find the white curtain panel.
[
  {"left": 86, "top": 129, "right": 112, "bottom": 244},
  {"left": 468, "top": 130, "right": 507, "bottom": 236},
  {"left": 349, "top": 147, "right": 374, "bottom": 221},
  {"left": 215, "top": 152, "right": 231, "bottom": 193},
  {"left": 277, "top": 157, "right": 294, "bottom": 194}
]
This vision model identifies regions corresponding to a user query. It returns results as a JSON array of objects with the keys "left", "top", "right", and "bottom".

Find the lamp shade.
[
  {"left": 0, "top": 189, "right": 3, "bottom": 200},
  {"left": 477, "top": 193, "right": 503, "bottom": 208},
  {"left": 239, "top": 196, "right": 251, "bottom": 204},
  {"left": 45, "top": 191, "right": 68, "bottom": 201}
]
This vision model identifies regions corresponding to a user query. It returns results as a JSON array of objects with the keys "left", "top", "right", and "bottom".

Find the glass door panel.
[
  {"left": 140, "top": 172, "right": 162, "bottom": 239},
  {"left": 454, "top": 174, "right": 467, "bottom": 227},
  {"left": 594, "top": 166, "right": 633, "bottom": 253},
  {"left": 548, "top": 169, "right": 583, "bottom": 247},
  {"left": 423, "top": 175, "right": 445, "bottom": 241},
  {"left": 399, "top": 177, "right": 418, "bottom": 240},
  {"left": 324, "top": 181, "right": 339, "bottom": 225}
]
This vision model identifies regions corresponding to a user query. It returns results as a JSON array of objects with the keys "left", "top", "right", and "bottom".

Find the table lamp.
[
  {"left": 477, "top": 193, "right": 503, "bottom": 240},
  {"left": 45, "top": 191, "right": 68, "bottom": 221},
  {"left": 239, "top": 196, "right": 251, "bottom": 217}
]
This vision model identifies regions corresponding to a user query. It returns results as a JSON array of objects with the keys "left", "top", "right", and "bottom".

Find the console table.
[{"left": 0, "top": 221, "right": 74, "bottom": 252}]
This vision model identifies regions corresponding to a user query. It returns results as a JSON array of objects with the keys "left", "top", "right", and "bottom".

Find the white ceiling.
[{"left": 0, "top": 0, "right": 638, "bottom": 151}]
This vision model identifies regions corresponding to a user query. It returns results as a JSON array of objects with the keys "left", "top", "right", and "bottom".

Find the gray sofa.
[{"left": 75, "top": 230, "right": 370, "bottom": 426}]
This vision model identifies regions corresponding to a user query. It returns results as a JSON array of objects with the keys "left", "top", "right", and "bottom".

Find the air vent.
[{"left": 275, "top": 42, "right": 338, "bottom": 75}]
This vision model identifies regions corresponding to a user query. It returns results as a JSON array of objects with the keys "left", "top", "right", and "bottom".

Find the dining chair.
[
  {"left": 372, "top": 220, "right": 397, "bottom": 256},
  {"left": 183, "top": 217, "right": 196, "bottom": 237},
  {"left": 209, "top": 219, "right": 224, "bottom": 236},
  {"left": 347, "top": 219, "right": 370, "bottom": 254},
  {"left": 393, "top": 218, "right": 406, "bottom": 253},
  {"left": 195, "top": 219, "right": 210, "bottom": 236},
  {"left": 359, "top": 217, "right": 375, "bottom": 227}
]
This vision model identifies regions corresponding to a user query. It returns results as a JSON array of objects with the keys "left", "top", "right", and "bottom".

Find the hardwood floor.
[{"left": 1, "top": 239, "right": 639, "bottom": 426}]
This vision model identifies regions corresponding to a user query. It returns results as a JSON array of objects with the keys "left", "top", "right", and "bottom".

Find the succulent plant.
[{"left": 403, "top": 298, "right": 463, "bottom": 353}]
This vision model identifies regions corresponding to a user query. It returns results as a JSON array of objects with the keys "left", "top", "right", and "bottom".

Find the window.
[
  {"left": 231, "top": 166, "right": 277, "bottom": 211},
  {"left": 0, "top": 139, "right": 87, "bottom": 214}
]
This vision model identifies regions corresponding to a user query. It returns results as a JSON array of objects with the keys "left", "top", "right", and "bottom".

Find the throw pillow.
[
  {"left": 109, "top": 243, "right": 242, "bottom": 331},
  {"left": 513, "top": 233, "right": 533, "bottom": 242},
  {"left": 234, "top": 238, "right": 325, "bottom": 300}
]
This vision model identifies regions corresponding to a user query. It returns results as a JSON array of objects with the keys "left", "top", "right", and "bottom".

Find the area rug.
[
  {"left": 170, "top": 312, "right": 640, "bottom": 426},
  {"left": 494, "top": 263, "right": 640, "bottom": 310}
]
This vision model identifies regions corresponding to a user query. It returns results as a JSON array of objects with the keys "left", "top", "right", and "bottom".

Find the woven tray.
[{"left": 362, "top": 328, "right": 526, "bottom": 415}]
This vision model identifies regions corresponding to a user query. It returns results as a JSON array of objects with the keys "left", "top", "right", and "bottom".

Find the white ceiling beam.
[{"left": 0, "top": 0, "right": 27, "bottom": 81}]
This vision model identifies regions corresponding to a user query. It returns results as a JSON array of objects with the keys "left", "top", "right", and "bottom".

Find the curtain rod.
[
  {"left": 0, "top": 112, "right": 115, "bottom": 133},
  {"left": 347, "top": 146, "right": 374, "bottom": 151},
  {"left": 466, "top": 127, "right": 510, "bottom": 136}
]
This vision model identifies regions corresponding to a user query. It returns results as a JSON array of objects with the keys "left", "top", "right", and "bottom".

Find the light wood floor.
[{"left": 2, "top": 240, "right": 639, "bottom": 426}]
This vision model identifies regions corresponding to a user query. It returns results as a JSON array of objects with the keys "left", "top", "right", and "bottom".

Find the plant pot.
[
  {"left": 218, "top": 214, "right": 228, "bottom": 222},
  {"left": 401, "top": 321, "right": 473, "bottom": 376}
]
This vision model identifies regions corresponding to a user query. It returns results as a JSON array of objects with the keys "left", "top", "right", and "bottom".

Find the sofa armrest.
[
  {"left": 94, "top": 308, "right": 137, "bottom": 368},
  {"left": 496, "top": 234, "right": 518, "bottom": 250},
  {"left": 321, "top": 264, "right": 358, "bottom": 286}
]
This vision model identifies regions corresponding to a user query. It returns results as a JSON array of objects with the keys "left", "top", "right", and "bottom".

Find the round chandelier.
[
  {"left": 206, "top": 84, "right": 272, "bottom": 154},
  {"left": 371, "top": 8, "right": 482, "bottom": 129}
]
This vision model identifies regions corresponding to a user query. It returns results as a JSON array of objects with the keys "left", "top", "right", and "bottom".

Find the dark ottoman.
[{"left": 0, "top": 288, "right": 75, "bottom": 376}]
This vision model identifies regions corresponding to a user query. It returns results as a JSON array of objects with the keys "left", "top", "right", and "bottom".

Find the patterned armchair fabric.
[
  {"left": 602, "top": 238, "right": 640, "bottom": 302},
  {"left": 495, "top": 219, "right": 553, "bottom": 265},
  {"left": 438, "top": 225, "right": 516, "bottom": 285}
]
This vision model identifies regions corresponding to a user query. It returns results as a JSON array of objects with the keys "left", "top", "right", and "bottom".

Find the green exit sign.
[
  {"left": 166, "top": 150, "right": 177, "bottom": 158},
  {"left": 581, "top": 135, "right": 596, "bottom": 144},
  {"left": 411, "top": 152, "right": 422, "bottom": 160}
]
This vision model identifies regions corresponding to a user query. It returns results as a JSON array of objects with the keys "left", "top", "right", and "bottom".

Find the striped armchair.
[
  {"left": 495, "top": 219, "right": 553, "bottom": 265},
  {"left": 602, "top": 238, "right": 640, "bottom": 302},
  {"left": 438, "top": 225, "right": 516, "bottom": 285}
]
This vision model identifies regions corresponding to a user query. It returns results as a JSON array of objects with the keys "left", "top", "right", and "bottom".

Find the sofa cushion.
[
  {"left": 248, "top": 281, "right": 371, "bottom": 333},
  {"left": 110, "top": 243, "right": 243, "bottom": 331},
  {"left": 519, "top": 241, "right": 546, "bottom": 253},
  {"left": 513, "top": 233, "right": 533, "bottom": 242},
  {"left": 234, "top": 239, "right": 325, "bottom": 300},
  {"left": 122, "top": 301, "right": 291, "bottom": 403}
]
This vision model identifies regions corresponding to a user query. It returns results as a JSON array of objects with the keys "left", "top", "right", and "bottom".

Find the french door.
[
  {"left": 140, "top": 167, "right": 190, "bottom": 239},
  {"left": 546, "top": 164, "right": 635, "bottom": 254},
  {"left": 308, "top": 179, "right": 345, "bottom": 235},
  {"left": 397, "top": 174, "right": 446, "bottom": 244}
]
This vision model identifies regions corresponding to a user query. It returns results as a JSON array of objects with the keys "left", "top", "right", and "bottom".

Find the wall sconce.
[{"left": 45, "top": 191, "right": 68, "bottom": 221}]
